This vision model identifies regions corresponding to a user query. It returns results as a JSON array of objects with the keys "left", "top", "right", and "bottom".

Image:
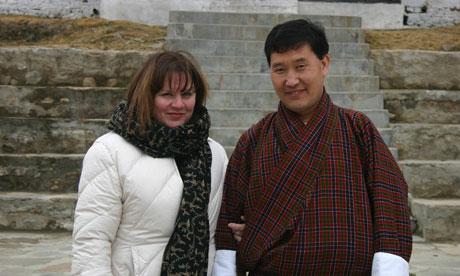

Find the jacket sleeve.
[
  {"left": 71, "top": 140, "right": 122, "bottom": 276},
  {"left": 355, "top": 113, "right": 412, "bottom": 265}
]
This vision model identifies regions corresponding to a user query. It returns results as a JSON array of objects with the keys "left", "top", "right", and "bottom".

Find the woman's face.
[{"left": 152, "top": 72, "right": 196, "bottom": 128}]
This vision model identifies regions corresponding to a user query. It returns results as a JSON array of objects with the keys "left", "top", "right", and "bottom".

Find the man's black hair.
[{"left": 264, "top": 19, "right": 329, "bottom": 65}]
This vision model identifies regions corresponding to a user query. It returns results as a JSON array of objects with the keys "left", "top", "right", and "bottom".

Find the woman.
[{"left": 71, "top": 51, "right": 228, "bottom": 276}]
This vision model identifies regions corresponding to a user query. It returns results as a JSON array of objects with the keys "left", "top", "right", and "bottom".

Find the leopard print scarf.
[{"left": 109, "top": 100, "right": 212, "bottom": 275}]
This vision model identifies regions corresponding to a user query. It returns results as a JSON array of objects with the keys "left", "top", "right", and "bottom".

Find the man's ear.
[{"left": 321, "top": 54, "right": 330, "bottom": 78}]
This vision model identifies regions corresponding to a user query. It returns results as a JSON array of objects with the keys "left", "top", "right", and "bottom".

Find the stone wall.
[
  {"left": 370, "top": 50, "right": 460, "bottom": 90},
  {"left": 403, "top": 0, "right": 460, "bottom": 27},
  {"left": 0, "top": 0, "right": 101, "bottom": 18}
]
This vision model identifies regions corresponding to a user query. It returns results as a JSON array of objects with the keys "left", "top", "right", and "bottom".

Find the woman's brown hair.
[{"left": 126, "top": 51, "right": 208, "bottom": 130}]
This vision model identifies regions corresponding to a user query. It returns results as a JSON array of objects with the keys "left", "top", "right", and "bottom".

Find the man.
[{"left": 213, "top": 19, "right": 412, "bottom": 275}]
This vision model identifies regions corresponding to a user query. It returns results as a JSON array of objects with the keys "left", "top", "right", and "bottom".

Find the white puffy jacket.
[{"left": 71, "top": 132, "right": 228, "bottom": 276}]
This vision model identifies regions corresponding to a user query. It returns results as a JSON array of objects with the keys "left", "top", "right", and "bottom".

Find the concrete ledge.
[
  {"left": 391, "top": 123, "right": 460, "bottom": 160},
  {"left": 371, "top": 50, "right": 460, "bottom": 90},
  {"left": 400, "top": 160, "right": 460, "bottom": 199},
  {"left": 384, "top": 89, "right": 460, "bottom": 124},
  {"left": 411, "top": 198, "right": 460, "bottom": 241},
  {"left": 0, "top": 154, "right": 83, "bottom": 193},
  {"left": 0, "top": 48, "right": 155, "bottom": 87},
  {"left": 0, "top": 192, "right": 77, "bottom": 231}
]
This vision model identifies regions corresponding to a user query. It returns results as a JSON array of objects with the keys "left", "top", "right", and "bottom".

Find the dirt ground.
[{"left": 0, "top": 15, "right": 459, "bottom": 51}]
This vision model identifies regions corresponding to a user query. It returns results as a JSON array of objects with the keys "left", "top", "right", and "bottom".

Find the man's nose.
[{"left": 285, "top": 71, "right": 300, "bottom": 87}]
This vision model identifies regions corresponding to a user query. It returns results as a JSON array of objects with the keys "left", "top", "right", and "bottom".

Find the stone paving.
[{"left": 0, "top": 231, "right": 459, "bottom": 276}]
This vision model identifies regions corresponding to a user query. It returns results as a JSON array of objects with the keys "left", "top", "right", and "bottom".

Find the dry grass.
[
  {"left": 1, "top": 15, "right": 459, "bottom": 51},
  {"left": 365, "top": 24, "right": 460, "bottom": 51},
  {"left": 0, "top": 15, "right": 166, "bottom": 50}
]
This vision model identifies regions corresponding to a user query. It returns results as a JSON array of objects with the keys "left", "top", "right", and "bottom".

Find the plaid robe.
[{"left": 215, "top": 91, "right": 412, "bottom": 275}]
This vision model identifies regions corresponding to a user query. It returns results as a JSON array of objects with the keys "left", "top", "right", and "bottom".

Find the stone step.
[
  {"left": 0, "top": 191, "right": 76, "bottom": 231},
  {"left": 391, "top": 123, "right": 460, "bottom": 160},
  {"left": 0, "top": 117, "right": 107, "bottom": 154},
  {"left": 0, "top": 85, "right": 124, "bottom": 119},
  {"left": 167, "top": 23, "right": 365, "bottom": 43},
  {"left": 1, "top": 109, "right": 388, "bottom": 154},
  {"left": 196, "top": 56, "right": 374, "bottom": 75},
  {"left": 206, "top": 73, "right": 380, "bottom": 92},
  {"left": 410, "top": 197, "right": 460, "bottom": 242},
  {"left": 0, "top": 153, "right": 83, "bottom": 193},
  {"left": 0, "top": 48, "right": 152, "bottom": 87},
  {"left": 1, "top": 86, "right": 383, "bottom": 119},
  {"left": 169, "top": 10, "right": 361, "bottom": 28},
  {"left": 384, "top": 89, "right": 460, "bottom": 124},
  {"left": 165, "top": 39, "right": 370, "bottom": 59},
  {"left": 211, "top": 126, "right": 393, "bottom": 149},
  {"left": 207, "top": 91, "right": 384, "bottom": 110},
  {"left": 399, "top": 160, "right": 460, "bottom": 199}
]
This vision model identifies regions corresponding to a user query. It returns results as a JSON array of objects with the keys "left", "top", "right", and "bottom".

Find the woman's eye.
[
  {"left": 182, "top": 91, "right": 194, "bottom": 97},
  {"left": 160, "top": 92, "right": 172, "bottom": 97}
]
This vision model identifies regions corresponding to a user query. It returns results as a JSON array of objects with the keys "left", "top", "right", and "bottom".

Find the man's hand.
[{"left": 228, "top": 216, "right": 246, "bottom": 243}]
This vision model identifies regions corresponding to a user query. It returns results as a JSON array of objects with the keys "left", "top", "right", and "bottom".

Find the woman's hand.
[{"left": 228, "top": 216, "right": 246, "bottom": 243}]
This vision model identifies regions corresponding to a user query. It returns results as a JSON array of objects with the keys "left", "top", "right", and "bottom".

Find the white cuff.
[
  {"left": 372, "top": 252, "right": 409, "bottom": 276},
  {"left": 212, "top": 250, "right": 236, "bottom": 276}
]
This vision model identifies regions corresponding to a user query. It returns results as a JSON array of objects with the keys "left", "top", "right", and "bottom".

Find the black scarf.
[{"left": 108, "top": 100, "right": 212, "bottom": 275}]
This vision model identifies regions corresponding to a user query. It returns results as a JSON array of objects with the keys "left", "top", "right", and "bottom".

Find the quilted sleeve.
[{"left": 71, "top": 140, "right": 122, "bottom": 276}]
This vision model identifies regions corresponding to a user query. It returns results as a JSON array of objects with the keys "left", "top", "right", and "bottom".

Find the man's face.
[{"left": 270, "top": 44, "right": 330, "bottom": 123}]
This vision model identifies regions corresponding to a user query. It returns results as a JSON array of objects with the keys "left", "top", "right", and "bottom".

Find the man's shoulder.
[{"left": 334, "top": 105, "right": 374, "bottom": 129}]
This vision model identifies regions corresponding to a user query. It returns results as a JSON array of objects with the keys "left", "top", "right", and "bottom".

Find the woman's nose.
[{"left": 171, "top": 95, "right": 185, "bottom": 108}]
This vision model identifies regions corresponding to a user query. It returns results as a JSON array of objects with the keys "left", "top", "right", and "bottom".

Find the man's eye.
[
  {"left": 297, "top": 64, "right": 306, "bottom": 70},
  {"left": 274, "top": 68, "right": 285, "bottom": 73}
]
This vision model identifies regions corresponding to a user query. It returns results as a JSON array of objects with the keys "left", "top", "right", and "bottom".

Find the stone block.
[
  {"left": 166, "top": 39, "right": 370, "bottom": 59},
  {"left": 0, "top": 154, "right": 83, "bottom": 193},
  {"left": 391, "top": 123, "right": 460, "bottom": 160},
  {"left": 167, "top": 23, "right": 365, "bottom": 43},
  {"left": 371, "top": 50, "right": 460, "bottom": 90},
  {"left": 0, "top": 192, "right": 76, "bottom": 231},
  {"left": 384, "top": 89, "right": 460, "bottom": 124},
  {"left": 207, "top": 91, "right": 384, "bottom": 110},
  {"left": 0, "top": 48, "right": 155, "bottom": 87},
  {"left": 0, "top": 117, "right": 107, "bottom": 154},
  {"left": 0, "top": 85, "right": 124, "bottom": 119},
  {"left": 195, "top": 56, "right": 373, "bottom": 75},
  {"left": 168, "top": 10, "right": 361, "bottom": 28},
  {"left": 205, "top": 73, "right": 380, "bottom": 92},
  {"left": 400, "top": 160, "right": 460, "bottom": 199},
  {"left": 411, "top": 198, "right": 460, "bottom": 241}
]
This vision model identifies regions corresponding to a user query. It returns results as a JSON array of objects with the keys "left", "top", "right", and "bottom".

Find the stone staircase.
[
  {"left": 384, "top": 89, "right": 460, "bottom": 241},
  {"left": 0, "top": 10, "right": 395, "bottom": 232},
  {"left": 0, "top": 49, "right": 153, "bottom": 231},
  {"left": 165, "top": 10, "right": 394, "bottom": 157}
]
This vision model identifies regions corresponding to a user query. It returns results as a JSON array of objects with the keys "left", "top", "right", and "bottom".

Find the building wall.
[
  {"left": 0, "top": 0, "right": 101, "bottom": 18},
  {"left": 299, "top": 1, "right": 404, "bottom": 29},
  {"left": 100, "top": 0, "right": 298, "bottom": 26},
  {"left": 403, "top": 0, "right": 460, "bottom": 27}
]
